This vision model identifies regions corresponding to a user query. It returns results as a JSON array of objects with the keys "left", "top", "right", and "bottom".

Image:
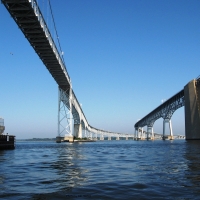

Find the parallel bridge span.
[
  {"left": 135, "top": 77, "right": 200, "bottom": 140},
  {"left": 2, "top": 0, "right": 133, "bottom": 141},
  {"left": 135, "top": 90, "right": 184, "bottom": 128}
]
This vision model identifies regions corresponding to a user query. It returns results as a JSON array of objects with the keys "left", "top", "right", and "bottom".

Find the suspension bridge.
[
  {"left": 2, "top": 0, "right": 136, "bottom": 142},
  {"left": 2, "top": 0, "right": 199, "bottom": 142}
]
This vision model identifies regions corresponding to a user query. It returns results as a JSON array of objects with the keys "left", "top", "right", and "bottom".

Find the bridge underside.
[
  {"left": 184, "top": 79, "right": 200, "bottom": 139},
  {"left": 2, "top": 0, "right": 71, "bottom": 93}
]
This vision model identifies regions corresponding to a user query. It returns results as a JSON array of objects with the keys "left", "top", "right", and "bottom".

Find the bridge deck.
[{"left": 3, "top": 0, "right": 70, "bottom": 91}]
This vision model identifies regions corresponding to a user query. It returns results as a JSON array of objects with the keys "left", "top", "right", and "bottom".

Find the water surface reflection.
[{"left": 1, "top": 140, "right": 200, "bottom": 199}]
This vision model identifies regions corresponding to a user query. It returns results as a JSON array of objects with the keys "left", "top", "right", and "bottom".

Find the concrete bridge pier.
[
  {"left": 56, "top": 136, "right": 63, "bottom": 143},
  {"left": 140, "top": 131, "right": 143, "bottom": 140},
  {"left": 147, "top": 126, "right": 154, "bottom": 140},
  {"left": 82, "top": 128, "right": 86, "bottom": 138},
  {"left": 64, "top": 135, "right": 74, "bottom": 142},
  {"left": 95, "top": 132, "right": 98, "bottom": 140},
  {"left": 163, "top": 119, "right": 173, "bottom": 140},
  {"left": 138, "top": 129, "right": 141, "bottom": 140},
  {"left": 142, "top": 129, "right": 145, "bottom": 139},
  {"left": 100, "top": 133, "right": 104, "bottom": 140},
  {"left": 134, "top": 129, "right": 137, "bottom": 140},
  {"left": 74, "top": 124, "right": 82, "bottom": 138},
  {"left": 184, "top": 79, "right": 200, "bottom": 139},
  {"left": 116, "top": 135, "right": 120, "bottom": 140},
  {"left": 137, "top": 128, "right": 142, "bottom": 140},
  {"left": 89, "top": 130, "right": 92, "bottom": 139},
  {"left": 140, "top": 128, "right": 145, "bottom": 140}
]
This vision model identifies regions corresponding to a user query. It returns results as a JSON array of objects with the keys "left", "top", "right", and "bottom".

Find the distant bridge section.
[{"left": 135, "top": 77, "right": 200, "bottom": 140}]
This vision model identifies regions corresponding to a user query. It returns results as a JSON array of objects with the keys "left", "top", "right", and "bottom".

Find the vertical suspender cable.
[{"left": 48, "top": 0, "right": 66, "bottom": 66}]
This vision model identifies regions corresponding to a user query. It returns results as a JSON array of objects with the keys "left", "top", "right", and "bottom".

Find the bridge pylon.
[
  {"left": 57, "top": 86, "right": 74, "bottom": 142},
  {"left": 162, "top": 119, "right": 173, "bottom": 140},
  {"left": 184, "top": 79, "right": 200, "bottom": 139}
]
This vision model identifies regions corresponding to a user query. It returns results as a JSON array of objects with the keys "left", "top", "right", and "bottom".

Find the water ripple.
[{"left": 1, "top": 140, "right": 200, "bottom": 199}]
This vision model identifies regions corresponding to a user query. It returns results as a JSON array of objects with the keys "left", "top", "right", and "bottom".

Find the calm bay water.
[{"left": 1, "top": 139, "right": 200, "bottom": 199}]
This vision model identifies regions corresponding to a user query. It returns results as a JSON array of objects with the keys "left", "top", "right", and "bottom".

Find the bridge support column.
[
  {"left": 151, "top": 127, "right": 154, "bottom": 140},
  {"left": 100, "top": 133, "right": 104, "bottom": 140},
  {"left": 84, "top": 128, "right": 88, "bottom": 138},
  {"left": 56, "top": 136, "right": 63, "bottom": 143},
  {"left": 169, "top": 120, "right": 173, "bottom": 140},
  {"left": 57, "top": 87, "right": 73, "bottom": 141},
  {"left": 147, "top": 126, "right": 154, "bottom": 140},
  {"left": 74, "top": 124, "right": 82, "bottom": 138},
  {"left": 137, "top": 128, "right": 141, "bottom": 140},
  {"left": 163, "top": 119, "right": 173, "bottom": 140},
  {"left": 184, "top": 79, "right": 200, "bottom": 139},
  {"left": 139, "top": 128, "right": 143, "bottom": 140},
  {"left": 141, "top": 129, "right": 145, "bottom": 140},
  {"left": 96, "top": 131, "right": 98, "bottom": 140},
  {"left": 134, "top": 129, "right": 137, "bottom": 140}
]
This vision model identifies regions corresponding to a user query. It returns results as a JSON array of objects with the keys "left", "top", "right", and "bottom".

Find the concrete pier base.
[
  {"left": 56, "top": 136, "right": 62, "bottom": 143},
  {"left": 162, "top": 136, "right": 168, "bottom": 140},
  {"left": 162, "top": 135, "right": 173, "bottom": 140},
  {"left": 184, "top": 79, "right": 200, "bottom": 139},
  {"left": 147, "top": 137, "right": 151, "bottom": 140},
  {"left": 168, "top": 136, "right": 174, "bottom": 140},
  {"left": 64, "top": 136, "right": 74, "bottom": 143}
]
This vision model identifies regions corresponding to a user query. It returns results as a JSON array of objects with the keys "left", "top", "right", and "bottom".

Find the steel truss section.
[
  {"left": 135, "top": 89, "right": 185, "bottom": 128},
  {"left": 58, "top": 87, "right": 72, "bottom": 137}
]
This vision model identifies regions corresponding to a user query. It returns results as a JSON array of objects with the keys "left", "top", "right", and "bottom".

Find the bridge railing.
[{"left": 28, "top": 0, "right": 70, "bottom": 83}]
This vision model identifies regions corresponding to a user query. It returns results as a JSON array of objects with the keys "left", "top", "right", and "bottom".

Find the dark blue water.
[{"left": 1, "top": 140, "right": 200, "bottom": 199}]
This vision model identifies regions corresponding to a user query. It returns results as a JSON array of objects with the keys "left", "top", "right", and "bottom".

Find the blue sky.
[{"left": 0, "top": 0, "right": 199, "bottom": 139}]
